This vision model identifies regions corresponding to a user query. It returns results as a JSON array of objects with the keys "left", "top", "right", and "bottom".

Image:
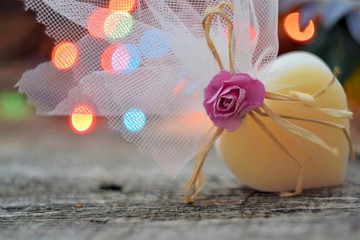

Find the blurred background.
[{"left": 0, "top": 0, "right": 359, "bottom": 152}]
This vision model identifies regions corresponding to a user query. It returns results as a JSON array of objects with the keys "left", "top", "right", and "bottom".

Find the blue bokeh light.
[
  {"left": 185, "top": 83, "right": 200, "bottom": 94},
  {"left": 124, "top": 44, "right": 141, "bottom": 73},
  {"left": 111, "top": 44, "right": 142, "bottom": 74},
  {"left": 123, "top": 108, "right": 147, "bottom": 132},
  {"left": 139, "top": 29, "right": 170, "bottom": 59}
]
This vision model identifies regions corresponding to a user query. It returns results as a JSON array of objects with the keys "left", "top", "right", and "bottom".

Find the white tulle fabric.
[{"left": 17, "top": 0, "right": 278, "bottom": 176}]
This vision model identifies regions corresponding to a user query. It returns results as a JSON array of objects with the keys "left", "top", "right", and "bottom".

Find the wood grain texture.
[
  {"left": 0, "top": 1, "right": 359, "bottom": 239},
  {"left": 0, "top": 117, "right": 359, "bottom": 240}
]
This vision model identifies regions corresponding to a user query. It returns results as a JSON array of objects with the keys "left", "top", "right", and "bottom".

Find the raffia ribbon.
[{"left": 184, "top": 2, "right": 354, "bottom": 204}]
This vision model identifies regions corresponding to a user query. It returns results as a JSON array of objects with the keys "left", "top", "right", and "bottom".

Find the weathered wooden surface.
[
  {"left": 0, "top": 1, "right": 359, "bottom": 239},
  {"left": 0, "top": 117, "right": 359, "bottom": 240}
]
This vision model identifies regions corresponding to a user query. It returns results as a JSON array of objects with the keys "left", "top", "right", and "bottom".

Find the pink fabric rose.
[{"left": 203, "top": 70, "right": 265, "bottom": 131}]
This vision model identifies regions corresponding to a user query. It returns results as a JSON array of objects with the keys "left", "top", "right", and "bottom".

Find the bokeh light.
[
  {"left": 0, "top": 91, "right": 30, "bottom": 121},
  {"left": 173, "top": 80, "right": 185, "bottom": 96},
  {"left": 228, "top": 23, "right": 257, "bottom": 43},
  {"left": 52, "top": 41, "right": 79, "bottom": 70},
  {"left": 111, "top": 44, "right": 131, "bottom": 72},
  {"left": 109, "top": 0, "right": 137, "bottom": 13},
  {"left": 111, "top": 44, "right": 142, "bottom": 73},
  {"left": 123, "top": 108, "right": 146, "bottom": 132},
  {"left": 247, "top": 24, "right": 257, "bottom": 42},
  {"left": 123, "top": 44, "right": 141, "bottom": 73},
  {"left": 70, "top": 105, "right": 96, "bottom": 134},
  {"left": 104, "top": 12, "right": 134, "bottom": 41},
  {"left": 284, "top": 12, "right": 315, "bottom": 42},
  {"left": 87, "top": 8, "right": 111, "bottom": 39},
  {"left": 101, "top": 44, "right": 119, "bottom": 71},
  {"left": 173, "top": 71, "right": 188, "bottom": 96},
  {"left": 185, "top": 83, "right": 200, "bottom": 97},
  {"left": 140, "top": 29, "right": 170, "bottom": 59}
]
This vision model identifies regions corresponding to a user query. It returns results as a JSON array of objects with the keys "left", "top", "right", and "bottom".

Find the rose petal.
[
  {"left": 211, "top": 115, "right": 242, "bottom": 131},
  {"left": 218, "top": 85, "right": 241, "bottom": 95},
  {"left": 235, "top": 100, "right": 249, "bottom": 117},
  {"left": 206, "top": 84, "right": 224, "bottom": 104},
  {"left": 204, "top": 70, "right": 232, "bottom": 100},
  {"left": 234, "top": 88, "right": 246, "bottom": 108},
  {"left": 217, "top": 95, "right": 235, "bottom": 111},
  {"left": 243, "top": 81, "right": 265, "bottom": 107},
  {"left": 215, "top": 87, "right": 242, "bottom": 116}
]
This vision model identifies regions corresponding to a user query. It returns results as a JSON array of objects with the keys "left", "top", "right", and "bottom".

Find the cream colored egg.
[{"left": 216, "top": 51, "right": 350, "bottom": 193}]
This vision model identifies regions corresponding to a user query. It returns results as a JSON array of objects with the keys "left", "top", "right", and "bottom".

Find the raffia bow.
[{"left": 184, "top": 2, "right": 354, "bottom": 204}]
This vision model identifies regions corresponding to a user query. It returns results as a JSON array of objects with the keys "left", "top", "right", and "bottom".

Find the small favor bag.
[{"left": 18, "top": 0, "right": 353, "bottom": 203}]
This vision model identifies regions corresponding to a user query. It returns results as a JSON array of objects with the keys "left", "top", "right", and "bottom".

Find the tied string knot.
[{"left": 184, "top": 2, "right": 354, "bottom": 204}]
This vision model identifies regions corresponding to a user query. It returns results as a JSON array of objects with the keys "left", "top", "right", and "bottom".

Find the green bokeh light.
[
  {"left": 104, "top": 12, "right": 134, "bottom": 41},
  {"left": 0, "top": 91, "right": 30, "bottom": 121}
]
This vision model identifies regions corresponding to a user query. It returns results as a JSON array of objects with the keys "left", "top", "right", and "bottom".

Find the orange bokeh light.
[
  {"left": 100, "top": 44, "right": 118, "bottom": 71},
  {"left": 87, "top": 8, "right": 111, "bottom": 39},
  {"left": 284, "top": 12, "right": 315, "bottom": 42},
  {"left": 249, "top": 24, "right": 257, "bottom": 42},
  {"left": 173, "top": 80, "right": 185, "bottom": 96},
  {"left": 70, "top": 105, "right": 96, "bottom": 134},
  {"left": 109, "top": 0, "right": 137, "bottom": 13},
  {"left": 52, "top": 42, "right": 79, "bottom": 70}
]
